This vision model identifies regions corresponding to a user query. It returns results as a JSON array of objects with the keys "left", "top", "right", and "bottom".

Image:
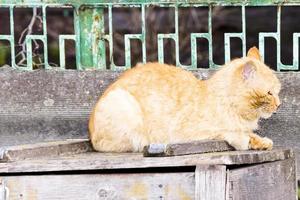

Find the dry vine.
[{"left": 15, "top": 7, "right": 43, "bottom": 67}]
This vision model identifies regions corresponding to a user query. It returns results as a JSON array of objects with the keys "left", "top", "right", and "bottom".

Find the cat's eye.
[{"left": 268, "top": 91, "right": 273, "bottom": 95}]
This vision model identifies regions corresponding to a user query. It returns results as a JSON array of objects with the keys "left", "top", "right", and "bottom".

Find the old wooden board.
[
  {"left": 0, "top": 139, "right": 92, "bottom": 162},
  {"left": 227, "top": 158, "right": 297, "bottom": 200},
  {"left": 0, "top": 172, "right": 195, "bottom": 200},
  {"left": 195, "top": 165, "right": 226, "bottom": 200},
  {"left": 0, "top": 67, "right": 299, "bottom": 175},
  {"left": 0, "top": 148, "right": 292, "bottom": 174},
  {"left": 143, "top": 140, "right": 234, "bottom": 157}
]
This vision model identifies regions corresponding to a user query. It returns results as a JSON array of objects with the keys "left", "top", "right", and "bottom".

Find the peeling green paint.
[
  {"left": 0, "top": 1, "right": 299, "bottom": 70},
  {"left": 1, "top": 0, "right": 300, "bottom": 6}
]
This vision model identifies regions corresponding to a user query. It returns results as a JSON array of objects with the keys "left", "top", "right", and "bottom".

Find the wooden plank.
[
  {"left": 0, "top": 181, "right": 8, "bottom": 200},
  {"left": 0, "top": 148, "right": 292, "bottom": 173},
  {"left": 0, "top": 139, "right": 92, "bottom": 162},
  {"left": 143, "top": 140, "right": 234, "bottom": 157},
  {"left": 0, "top": 172, "right": 195, "bottom": 200},
  {"left": 195, "top": 165, "right": 226, "bottom": 200},
  {"left": 227, "top": 158, "right": 297, "bottom": 200}
]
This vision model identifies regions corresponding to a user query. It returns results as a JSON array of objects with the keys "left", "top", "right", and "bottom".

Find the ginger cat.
[{"left": 89, "top": 47, "right": 281, "bottom": 152}]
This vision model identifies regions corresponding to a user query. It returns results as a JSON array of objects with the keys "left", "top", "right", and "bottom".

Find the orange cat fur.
[{"left": 89, "top": 47, "right": 281, "bottom": 152}]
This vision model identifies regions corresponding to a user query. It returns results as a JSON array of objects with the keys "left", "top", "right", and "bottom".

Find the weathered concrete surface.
[{"left": 0, "top": 66, "right": 120, "bottom": 145}]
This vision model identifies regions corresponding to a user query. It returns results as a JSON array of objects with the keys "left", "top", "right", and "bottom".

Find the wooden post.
[{"left": 195, "top": 165, "right": 227, "bottom": 200}]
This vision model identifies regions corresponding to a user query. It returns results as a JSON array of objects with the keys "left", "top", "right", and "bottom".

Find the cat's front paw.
[{"left": 249, "top": 136, "right": 273, "bottom": 150}]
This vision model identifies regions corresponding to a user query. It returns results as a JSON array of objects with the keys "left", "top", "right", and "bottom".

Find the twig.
[{"left": 17, "top": 7, "right": 42, "bottom": 67}]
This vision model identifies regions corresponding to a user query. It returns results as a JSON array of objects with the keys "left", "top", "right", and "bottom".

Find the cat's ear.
[
  {"left": 247, "top": 46, "right": 262, "bottom": 61},
  {"left": 242, "top": 61, "right": 257, "bottom": 80}
]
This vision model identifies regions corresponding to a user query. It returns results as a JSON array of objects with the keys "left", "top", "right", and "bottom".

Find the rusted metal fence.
[{"left": 0, "top": 0, "right": 299, "bottom": 70}]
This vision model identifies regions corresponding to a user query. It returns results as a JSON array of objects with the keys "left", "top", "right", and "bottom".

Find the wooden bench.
[
  {"left": 0, "top": 66, "right": 298, "bottom": 199},
  {"left": 0, "top": 139, "right": 296, "bottom": 199}
]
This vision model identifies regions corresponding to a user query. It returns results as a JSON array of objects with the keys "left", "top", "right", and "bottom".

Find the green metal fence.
[{"left": 0, "top": 0, "right": 299, "bottom": 71}]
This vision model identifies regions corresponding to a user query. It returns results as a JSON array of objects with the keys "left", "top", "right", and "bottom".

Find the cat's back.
[
  {"left": 122, "top": 62, "right": 192, "bottom": 78},
  {"left": 106, "top": 62, "right": 200, "bottom": 95}
]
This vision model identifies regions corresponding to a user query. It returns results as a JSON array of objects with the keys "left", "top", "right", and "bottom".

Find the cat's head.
[{"left": 232, "top": 47, "right": 281, "bottom": 120}]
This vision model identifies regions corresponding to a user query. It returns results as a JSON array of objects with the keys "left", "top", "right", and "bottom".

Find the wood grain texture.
[
  {"left": 0, "top": 67, "right": 299, "bottom": 174},
  {"left": 227, "top": 158, "right": 297, "bottom": 200},
  {"left": 143, "top": 140, "right": 234, "bottom": 157},
  {"left": 0, "top": 139, "right": 92, "bottom": 162},
  {"left": 0, "top": 148, "right": 292, "bottom": 173},
  {"left": 195, "top": 165, "right": 226, "bottom": 200},
  {"left": 0, "top": 172, "right": 195, "bottom": 200}
]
